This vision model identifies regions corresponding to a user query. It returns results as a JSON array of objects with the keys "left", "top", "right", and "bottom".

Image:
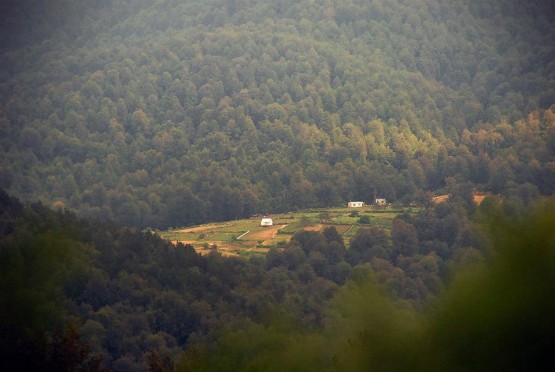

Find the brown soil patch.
[
  {"left": 250, "top": 247, "right": 271, "bottom": 254},
  {"left": 473, "top": 194, "right": 487, "bottom": 205},
  {"left": 432, "top": 195, "right": 449, "bottom": 204},
  {"left": 175, "top": 224, "right": 228, "bottom": 233},
  {"left": 217, "top": 246, "right": 242, "bottom": 257},
  {"left": 433, "top": 193, "right": 490, "bottom": 205},
  {"left": 246, "top": 225, "right": 286, "bottom": 242},
  {"left": 194, "top": 247, "right": 240, "bottom": 257},
  {"left": 303, "top": 224, "right": 322, "bottom": 231},
  {"left": 322, "top": 224, "right": 351, "bottom": 234}
]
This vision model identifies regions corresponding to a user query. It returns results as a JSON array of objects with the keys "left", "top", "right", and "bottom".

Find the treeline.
[
  {"left": 2, "top": 190, "right": 554, "bottom": 370},
  {"left": 1, "top": 0, "right": 554, "bottom": 228}
]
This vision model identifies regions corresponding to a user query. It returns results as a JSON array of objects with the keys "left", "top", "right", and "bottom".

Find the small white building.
[
  {"left": 348, "top": 201, "right": 364, "bottom": 208},
  {"left": 375, "top": 198, "right": 387, "bottom": 206},
  {"left": 260, "top": 218, "right": 273, "bottom": 227}
]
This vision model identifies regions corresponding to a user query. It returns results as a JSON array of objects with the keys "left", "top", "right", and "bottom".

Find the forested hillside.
[
  {"left": 1, "top": 0, "right": 554, "bottom": 228},
  {"left": 2, "top": 189, "right": 554, "bottom": 370}
]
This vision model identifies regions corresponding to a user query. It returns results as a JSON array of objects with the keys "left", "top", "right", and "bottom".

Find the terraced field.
[{"left": 159, "top": 206, "right": 417, "bottom": 256}]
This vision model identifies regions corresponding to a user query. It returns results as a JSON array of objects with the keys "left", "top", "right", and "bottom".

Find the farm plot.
[
  {"left": 330, "top": 215, "right": 360, "bottom": 224},
  {"left": 175, "top": 224, "right": 229, "bottom": 233},
  {"left": 160, "top": 206, "right": 415, "bottom": 255},
  {"left": 240, "top": 225, "right": 287, "bottom": 244}
]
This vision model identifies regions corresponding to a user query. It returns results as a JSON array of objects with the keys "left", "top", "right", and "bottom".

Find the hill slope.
[
  {"left": 160, "top": 205, "right": 410, "bottom": 255},
  {"left": 2, "top": 189, "right": 555, "bottom": 370},
  {"left": 1, "top": 0, "right": 554, "bottom": 227}
]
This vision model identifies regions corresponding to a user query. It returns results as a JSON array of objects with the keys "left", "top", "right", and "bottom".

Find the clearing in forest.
[
  {"left": 160, "top": 206, "right": 418, "bottom": 256},
  {"left": 242, "top": 225, "right": 287, "bottom": 243}
]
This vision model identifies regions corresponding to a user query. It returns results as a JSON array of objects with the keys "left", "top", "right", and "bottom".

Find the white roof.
[{"left": 261, "top": 218, "right": 273, "bottom": 225}]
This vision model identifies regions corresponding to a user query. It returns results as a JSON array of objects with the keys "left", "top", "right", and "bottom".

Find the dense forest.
[
  {"left": 2, "top": 190, "right": 554, "bottom": 370},
  {"left": 1, "top": 0, "right": 555, "bottom": 370},
  {"left": 1, "top": 0, "right": 554, "bottom": 228}
]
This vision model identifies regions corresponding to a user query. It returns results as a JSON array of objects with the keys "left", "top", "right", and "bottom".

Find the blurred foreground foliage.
[
  {"left": 177, "top": 200, "right": 555, "bottom": 371},
  {"left": 1, "top": 190, "right": 554, "bottom": 370}
]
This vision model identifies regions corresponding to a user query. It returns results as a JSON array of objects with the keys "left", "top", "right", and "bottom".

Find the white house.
[
  {"left": 375, "top": 198, "right": 387, "bottom": 206},
  {"left": 348, "top": 201, "right": 364, "bottom": 208},
  {"left": 260, "top": 218, "right": 273, "bottom": 227}
]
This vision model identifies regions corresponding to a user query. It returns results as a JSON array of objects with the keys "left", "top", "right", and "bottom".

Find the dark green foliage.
[
  {"left": 347, "top": 226, "right": 390, "bottom": 264},
  {"left": 358, "top": 215, "right": 370, "bottom": 224},
  {"left": 0, "top": 0, "right": 554, "bottom": 367},
  {"left": 0, "top": 192, "right": 345, "bottom": 368},
  {"left": 429, "top": 200, "right": 555, "bottom": 371},
  {"left": 176, "top": 199, "right": 555, "bottom": 372},
  {"left": 0, "top": 0, "right": 554, "bottom": 228},
  {"left": 0, "top": 191, "right": 102, "bottom": 370},
  {"left": 47, "top": 325, "right": 107, "bottom": 372},
  {"left": 2, "top": 191, "right": 553, "bottom": 370},
  {"left": 322, "top": 226, "right": 344, "bottom": 246},
  {"left": 391, "top": 217, "right": 419, "bottom": 257}
]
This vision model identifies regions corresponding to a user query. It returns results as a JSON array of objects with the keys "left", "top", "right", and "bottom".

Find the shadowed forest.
[
  {"left": 1, "top": 0, "right": 554, "bottom": 370},
  {"left": 2, "top": 190, "right": 555, "bottom": 370}
]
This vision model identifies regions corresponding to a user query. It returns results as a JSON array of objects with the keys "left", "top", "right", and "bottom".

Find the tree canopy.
[
  {"left": 2, "top": 190, "right": 553, "bottom": 370},
  {"left": 0, "top": 0, "right": 554, "bottom": 228}
]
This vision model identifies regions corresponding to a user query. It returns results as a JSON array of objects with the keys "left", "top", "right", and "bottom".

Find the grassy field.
[{"left": 159, "top": 206, "right": 415, "bottom": 256}]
